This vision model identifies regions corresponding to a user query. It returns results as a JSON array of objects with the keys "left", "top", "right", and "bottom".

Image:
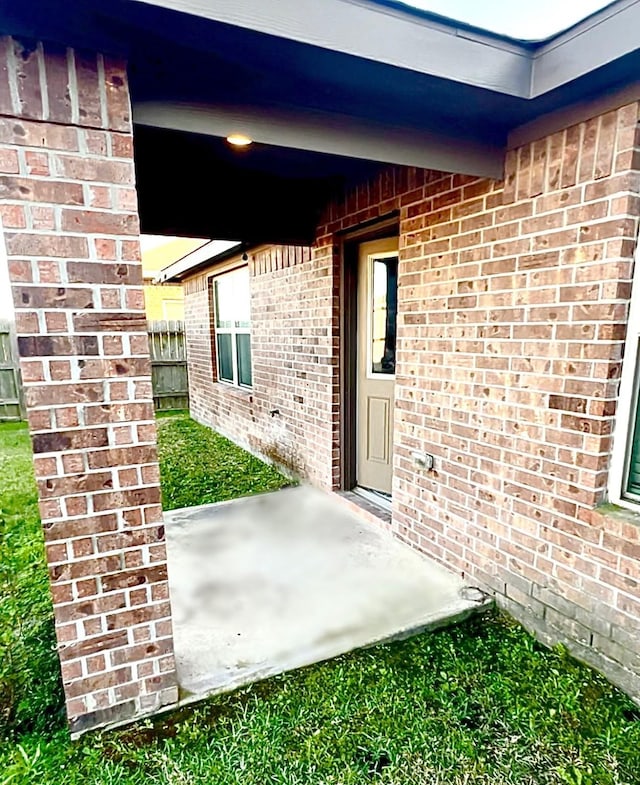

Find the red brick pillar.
[{"left": 0, "top": 37, "right": 178, "bottom": 735}]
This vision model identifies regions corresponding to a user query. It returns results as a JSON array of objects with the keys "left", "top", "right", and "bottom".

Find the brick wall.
[
  {"left": 185, "top": 246, "right": 339, "bottom": 486},
  {"left": 184, "top": 102, "right": 640, "bottom": 701},
  {"left": 0, "top": 36, "right": 178, "bottom": 734},
  {"left": 334, "top": 103, "right": 640, "bottom": 700}
]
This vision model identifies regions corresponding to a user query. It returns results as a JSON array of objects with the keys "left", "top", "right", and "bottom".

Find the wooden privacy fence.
[
  {"left": 0, "top": 320, "right": 188, "bottom": 420},
  {"left": 0, "top": 320, "right": 26, "bottom": 422},
  {"left": 148, "top": 320, "right": 190, "bottom": 412}
]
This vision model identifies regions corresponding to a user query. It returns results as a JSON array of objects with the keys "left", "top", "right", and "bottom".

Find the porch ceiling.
[
  {"left": 134, "top": 125, "right": 381, "bottom": 244},
  {"left": 3, "top": 0, "right": 640, "bottom": 244}
]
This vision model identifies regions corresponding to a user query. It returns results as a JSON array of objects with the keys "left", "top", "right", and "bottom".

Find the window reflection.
[{"left": 371, "top": 256, "right": 398, "bottom": 375}]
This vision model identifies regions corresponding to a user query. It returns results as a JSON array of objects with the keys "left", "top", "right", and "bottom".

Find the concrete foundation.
[{"left": 165, "top": 485, "right": 489, "bottom": 700}]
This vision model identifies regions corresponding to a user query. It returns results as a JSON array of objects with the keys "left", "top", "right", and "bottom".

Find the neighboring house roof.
[{"left": 156, "top": 240, "right": 243, "bottom": 283}]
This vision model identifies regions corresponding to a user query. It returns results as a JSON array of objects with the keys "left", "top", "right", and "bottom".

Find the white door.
[{"left": 356, "top": 237, "right": 398, "bottom": 496}]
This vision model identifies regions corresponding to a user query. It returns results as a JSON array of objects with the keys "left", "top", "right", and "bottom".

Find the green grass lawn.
[
  {"left": 1, "top": 413, "right": 640, "bottom": 784},
  {"left": 156, "top": 411, "right": 291, "bottom": 510}
]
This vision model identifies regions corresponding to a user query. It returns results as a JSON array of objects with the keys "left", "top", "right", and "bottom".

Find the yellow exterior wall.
[
  {"left": 143, "top": 283, "right": 185, "bottom": 322},
  {"left": 141, "top": 237, "right": 207, "bottom": 322}
]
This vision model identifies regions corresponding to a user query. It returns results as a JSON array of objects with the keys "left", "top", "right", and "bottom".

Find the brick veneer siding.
[
  {"left": 185, "top": 102, "right": 640, "bottom": 701},
  {"left": 185, "top": 246, "right": 339, "bottom": 486},
  {"left": 0, "top": 37, "right": 178, "bottom": 734}
]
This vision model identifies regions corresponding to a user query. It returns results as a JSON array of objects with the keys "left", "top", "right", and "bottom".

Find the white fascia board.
[
  {"left": 156, "top": 240, "right": 241, "bottom": 282},
  {"left": 133, "top": 101, "right": 504, "bottom": 180},
  {"left": 131, "top": 0, "right": 640, "bottom": 101},
  {"left": 129, "top": 0, "right": 531, "bottom": 98},
  {"left": 531, "top": 0, "right": 640, "bottom": 97}
]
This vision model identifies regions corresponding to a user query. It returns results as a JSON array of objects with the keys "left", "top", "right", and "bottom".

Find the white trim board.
[
  {"left": 130, "top": 0, "right": 640, "bottom": 100},
  {"left": 608, "top": 221, "right": 640, "bottom": 512}
]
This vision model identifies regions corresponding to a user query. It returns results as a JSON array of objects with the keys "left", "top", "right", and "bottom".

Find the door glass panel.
[
  {"left": 236, "top": 333, "right": 253, "bottom": 387},
  {"left": 216, "top": 333, "right": 233, "bottom": 382},
  {"left": 370, "top": 256, "right": 398, "bottom": 374}
]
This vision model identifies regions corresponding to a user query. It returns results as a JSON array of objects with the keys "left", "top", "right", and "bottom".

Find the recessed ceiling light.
[{"left": 226, "top": 133, "right": 253, "bottom": 147}]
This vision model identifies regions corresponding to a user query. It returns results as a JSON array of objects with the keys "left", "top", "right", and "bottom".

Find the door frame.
[{"left": 338, "top": 213, "right": 399, "bottom": 491}]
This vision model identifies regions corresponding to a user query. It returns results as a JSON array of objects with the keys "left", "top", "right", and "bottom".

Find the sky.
[
  {"left": 396, "top": 0, "right": 615, "bottom": 39},
  {"left": 140, "top": 234, "right": 187, "bottom": 253}
]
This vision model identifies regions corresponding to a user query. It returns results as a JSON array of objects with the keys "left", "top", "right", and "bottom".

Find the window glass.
[
  {"left": 625, "top": 354, "right": 640, "bottom": 499},
  {"left": 162, "top": 299, "right": 183, "bottom": 321},
  {"left": 215, "top": 267, "right": 250, "bottom": 328},
  {"left": 216, "top": 333, "right": 234, "bottom": 382},
  {"left": 371, "top": 256, "right": 398, "bottom": 375},
  {"left": 237, "top": 333, "right": 253, "bottom": 387},
  {"left": 233, "top": 269, "right": 251, "bottom": 328}
]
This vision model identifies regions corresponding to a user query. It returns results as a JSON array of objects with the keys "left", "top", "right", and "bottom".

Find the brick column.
[{"left": 0, "top": 36, "right": 178, "bottom": 735}]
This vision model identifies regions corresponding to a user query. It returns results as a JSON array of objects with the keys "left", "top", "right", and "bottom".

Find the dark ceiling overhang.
[
  {"left": 133, "top": 125, "right": 381, "bottom": 244},
  {"left": 1, "top": 0, "right": 640, "bottom": 244}
]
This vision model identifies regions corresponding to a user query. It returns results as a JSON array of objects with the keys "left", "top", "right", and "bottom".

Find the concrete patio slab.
[{"left": 164, "top": 485, "right": 490, "bottom": 702}]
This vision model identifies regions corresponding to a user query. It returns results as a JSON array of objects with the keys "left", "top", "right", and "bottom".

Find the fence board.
[
  {"left": 0, "top": 320, "right": 25, "bottom": 421},
  {"left": 148, "top": 320, "right": 190, "bottom": 411},
  {"left": 0, "top": 320, "right": 190, "bottom": 418}
]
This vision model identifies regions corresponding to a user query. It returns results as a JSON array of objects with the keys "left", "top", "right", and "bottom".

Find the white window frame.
[
  {"left": 212, "top": 266, "right": 252, "bottom": 389},
  {"left": 608, "top": 225, "right": 640, "bottom": 511}
]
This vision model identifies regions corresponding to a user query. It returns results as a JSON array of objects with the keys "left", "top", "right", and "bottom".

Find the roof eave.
[
  {"left": 129, "top": 0, "right": 640, "bottom": 100},
  {"left": 157, "top": 240, "right": 245, "bottom": 283}
]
